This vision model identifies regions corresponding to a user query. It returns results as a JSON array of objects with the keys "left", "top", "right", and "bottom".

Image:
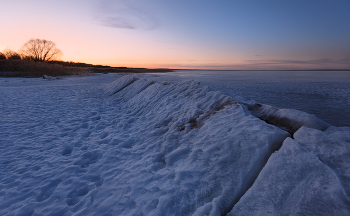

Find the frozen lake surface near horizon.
[{"left": 139, "top": 70, "right": 350, "bottom": 127}]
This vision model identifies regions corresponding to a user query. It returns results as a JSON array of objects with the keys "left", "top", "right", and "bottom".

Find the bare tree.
[
  {"left": 20, "top": 39, "right": 63, "bottom": 61},
  {"left": 2, "top": 49, "right": 22, "bottom": 60}
]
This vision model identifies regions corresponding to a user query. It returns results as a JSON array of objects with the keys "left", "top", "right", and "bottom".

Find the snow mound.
[
  {"left": 42, "top": 75, "right": 60, "bottom": 80},
  {"left": 229, "top": 137, "right": 350, "bottom": 216},
  {"left": 245, "top": 103, "right": 330, "bottom": 134}
]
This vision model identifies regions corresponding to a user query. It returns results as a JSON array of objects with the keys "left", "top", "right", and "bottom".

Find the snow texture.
[{"left": 1, "top": 74, "right": 349, "bottom": 216}]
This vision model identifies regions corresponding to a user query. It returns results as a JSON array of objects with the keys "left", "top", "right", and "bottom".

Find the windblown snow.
[{"left": 0, "top": 74, "right": 349, "bottom": 216}]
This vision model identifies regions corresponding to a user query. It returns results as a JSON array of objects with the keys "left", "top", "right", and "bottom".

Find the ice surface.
[
  {"left": 0, "top": 75, "right": 290, "bottom": 215},
  {"left": 229, "top": 137, "right": 350, "bottom": 216},
  {"left": 139, "top": 70, "right": 350, "bottom": 127},
  {"left": 1, "top": 74, "right": 349, "bottom": 216}
]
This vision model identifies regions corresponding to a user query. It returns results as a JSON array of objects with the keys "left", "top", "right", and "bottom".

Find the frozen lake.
[{"left": 140, "top": 70, "right": 350, "bottom": 127}]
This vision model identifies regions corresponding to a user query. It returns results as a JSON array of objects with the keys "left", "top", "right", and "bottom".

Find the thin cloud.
[
  {"left": 244, "top": 58, "right": 350, "bottom": 66},
  {"left": 94, "top": 0, "right": 158, "bottom": 30},
  {"left": 168, "top": 58, "right": 350, "bottom": 70}
]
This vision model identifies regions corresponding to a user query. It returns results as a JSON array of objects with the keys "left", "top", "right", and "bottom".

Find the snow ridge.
[{"left": 101, "top": 76, "right": 290, "bottom": 215}]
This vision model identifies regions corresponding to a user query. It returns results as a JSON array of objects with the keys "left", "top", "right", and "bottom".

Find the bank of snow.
[{"left": 0, "top": 74, "right": 349, "bottom": 216}]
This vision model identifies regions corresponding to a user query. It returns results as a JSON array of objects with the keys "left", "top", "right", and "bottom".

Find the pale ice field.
[
  {"left": 0, "top": 73, "right": 349, "bottom": 215},
  {"left": 138, "top": 70, "right": 350, "bottom": 127}
]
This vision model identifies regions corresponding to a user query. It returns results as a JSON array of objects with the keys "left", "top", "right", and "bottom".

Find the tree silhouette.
[
  {"left": 20, "top": 39, "right": 63, "bottom": 61},
  {"left": 2, "top": 49, "right": 21, "bottom": 60},
  {"left": 0, "top": 52, "right": 6, "bottom": 60}
]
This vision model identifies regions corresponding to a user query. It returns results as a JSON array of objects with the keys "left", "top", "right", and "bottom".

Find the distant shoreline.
[
  {"left": 1, "top": 59, "right": 349, "bottom": 78},
  {"left": 172, "top": 69, "right": 350, "bottom": 71},
  {"left": 0, "top": 59, "right": 174, "bottom": 78}
]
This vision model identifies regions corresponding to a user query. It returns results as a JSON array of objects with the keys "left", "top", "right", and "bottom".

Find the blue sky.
[{"left": 1, "top": 0, "right": 350, "bottom": 69}]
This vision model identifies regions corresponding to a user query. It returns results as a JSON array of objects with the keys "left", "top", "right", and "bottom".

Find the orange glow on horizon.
[
  {"left": 1, "top": 16, "right": 349, "bottom": 71},
  {"left": 60, "top": 54, "right": 350, "bottom": 70},
  {"left": 1, "top": 1, "right": 350, "bottom": 71}
]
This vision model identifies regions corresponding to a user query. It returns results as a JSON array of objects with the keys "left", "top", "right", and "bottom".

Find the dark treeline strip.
[
  {"left": 0, "top": 59, "right": 173, "bottom": 78},
  {"left": 90, "top": 67, "right": 173, "bottom": 74},
  {"left": 49, "top": 61, "right": 173, "bottom": 73},
  {"left": 0, "top": 60, "right": 88, "bottom": 77},
  {"left": 47, "top": 61, "right": 119, "bottom": 68}
]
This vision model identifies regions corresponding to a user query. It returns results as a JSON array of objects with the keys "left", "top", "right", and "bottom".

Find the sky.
[{"left": 1, "top": 0, "right": 350, "bottom": 70}]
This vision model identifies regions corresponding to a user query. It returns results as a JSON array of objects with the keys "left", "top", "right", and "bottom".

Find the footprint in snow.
[
  {"left": 36, "top": 179, "right": 62, "bottom": 202},
  {"left": 83, "top": 174, "right": 104, "bottom": 187},
  {"left": 62, "top": 146, "right": 73, "bottom": 156},
  {"left": 73, "top": 151, "right": 101, "bottom": 168},
  {"left": 100, "top": 131, "right": 109, "bottom": 139},
  {"left": 90, "top": 115, "right": 101, "bottom": 121},
  {"left": 66, "top": 185, "right": 89, "bottom": 206}
]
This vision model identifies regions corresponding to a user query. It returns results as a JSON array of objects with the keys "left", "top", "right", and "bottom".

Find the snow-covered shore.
[{"left": 1, "top": 74, "right": 349, "bottom": 215}]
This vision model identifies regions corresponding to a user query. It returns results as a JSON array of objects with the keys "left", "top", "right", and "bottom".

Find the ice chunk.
[
  {"left": 294, "top": 126, "right": 350, "bottom": 197},
  {"left": 324, "top": 126, "right": 350, "bottom": 143},
  {"left": 245, "top": 103, "right": 330, "bottom": 133},
  {"left": 229, "top": 138, "right": 350, "bottom": 216}
]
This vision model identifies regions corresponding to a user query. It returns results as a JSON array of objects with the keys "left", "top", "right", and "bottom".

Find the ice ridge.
[
  {"left": 102, "top": 76, "right": 350, "bottom": 215},
  {"left": 244, "top": 102, "right": 330, "bottom": 134},
  {"left": 99, "top": 75, "right": 291, "bottom": 215}
]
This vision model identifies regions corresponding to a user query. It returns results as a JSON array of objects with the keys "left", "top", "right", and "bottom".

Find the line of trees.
[
  {"left": 0, "top": 49, "right": 22, "bottom": 60},
  {"left": 0, "top": 39, "right": 63, "bottom": 61}
]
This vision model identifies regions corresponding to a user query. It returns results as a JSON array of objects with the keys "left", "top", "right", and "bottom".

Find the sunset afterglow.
[{"left": 1, "top": 0, "right": 350, "bottom": 69}]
